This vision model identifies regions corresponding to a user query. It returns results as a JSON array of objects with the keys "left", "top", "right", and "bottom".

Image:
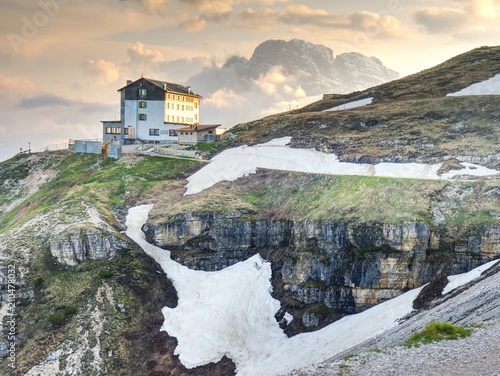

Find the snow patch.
[
  {"left": 125, "top": 205, "right": 424, "bottom": 376},
  {"left": 447, "top": 73, "right": 500, "bottom": 96},
  {"left": 323, "top": 97, "right": 373, "bottom": 111},
  {"left": 443, "top": 259, "right": 499, "bottom": 295},
  {"left": 184, "top": 140, "right": 499, "bottom": 195}
]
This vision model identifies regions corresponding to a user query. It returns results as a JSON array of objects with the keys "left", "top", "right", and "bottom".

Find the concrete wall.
[
  {"left": 74, "top": 140, "right": 102, "bottom": 154},
  {"left": 178, "top": 131, "right": 198, "bottom": 145},
  {"left": 164, "top": 95, "right": 200, "bottom": 124},
  {"left": 124, "top": 100, "right": 179, "bottom": 143}
]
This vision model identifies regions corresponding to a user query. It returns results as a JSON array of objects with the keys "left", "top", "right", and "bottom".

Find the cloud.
[
  {"left": 204, "top": 89, "right": 246, "bottom": 108},
  {"left": 349, "top": 11, "right": 404, "bottom": 38},
  {"left": 471, "top": 0, "right": 498, "bottom": 18},
  {"left": 413, "top": 0, "right": 500, "bottom": 34},
  {"left": 120, "top": 0, "right": 169, "bottom": 14},
  {"left": 178, "top": 0, "right": 235, "bottom": 13},
  {"left": 280, "top": 4, "right": 349, "bottom": 29},
  {"left": 413, "top": 7, "right": 467, "bottom": 33},
  {"left": 0, "top": 75, "right": 36, "bottom": 98},
  {"left": 19, "top": 94, "right": 72, "bottom": 108},
  {"left": 179, "top": 16, "right": 207, "bottom": 31},
  {"left": 233, "top": 8, "right": 279, "bottom": 29},
  {"left": 0, "top": 75, "right": 113, "bottom": 162},
  {"left": 253, "top": 66, "right": 288, "bottom": 95},
  {"left": 159, "top": 56, "right": 212, "bottom": 82},
  {"left": 452, "top": 0, "right": 498, "bottom": 17},
  {"left": 179, "top": 10, "right": 231, "bottom": 31},
  {"left": 127, "top": 42, "right": 164, "bottom": 66},
  {"left": 82, "top": 59, "right": 120, "bottom": 85}
]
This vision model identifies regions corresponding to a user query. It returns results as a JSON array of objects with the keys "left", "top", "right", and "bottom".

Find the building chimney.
[
  {"left": 126, "top": 80, "right": 133, "bottom": 85},
  {"left": 187, "top": 86, "right": 191, "bottom": 94}
]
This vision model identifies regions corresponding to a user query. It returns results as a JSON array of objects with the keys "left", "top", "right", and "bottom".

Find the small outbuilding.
[{"left": 177, "top": 124, "right": 224, "bottom": 145}]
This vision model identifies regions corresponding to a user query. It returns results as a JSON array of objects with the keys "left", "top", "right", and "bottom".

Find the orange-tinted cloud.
[{"left": 82, "top": 59, "right": 120, "bottom": 85}]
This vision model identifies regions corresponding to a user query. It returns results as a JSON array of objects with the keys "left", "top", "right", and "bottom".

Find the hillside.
[
  {"left": 225, "top": 46, "right": 500, "bottom": 167},
  {"left": 187, "top": 38, "right": 399, "bottom": 128},
  {"left": 0, "top": 46, "right": 499, "bottom": 376}
]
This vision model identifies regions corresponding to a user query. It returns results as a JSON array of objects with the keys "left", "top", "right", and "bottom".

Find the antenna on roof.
[{"left": 141, "top": 60, "right": 144, "bottom": 78}]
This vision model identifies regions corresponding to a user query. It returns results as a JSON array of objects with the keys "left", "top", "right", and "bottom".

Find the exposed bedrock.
[
  {"left": 50, "top": 227, "right": 128, "bottom": 266},
  {"left": 144, "top": 212, "right": 499, "bottom": 331}
]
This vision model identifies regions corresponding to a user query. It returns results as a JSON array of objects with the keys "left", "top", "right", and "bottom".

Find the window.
[
  {"left": 138, "top": 88, "right": 147, "bottom": 96},
  {"left": 139, "top": 101, "right": 147, "bottom": 108},
  {"left": 149, "top": 129, "right": 159, "bottom": 136},
  {"left": 169, "top": 129, "right": 177, "bottom": 137},
  {"left": 124, "top": 128, "right": 129, "bottom": 135},
  {"left": 106, "top": 127, "right": 121, "bottom": 134},
  {"left": 182, "top": 105, "right": 185, "bottom": 111},
  {"left": 167, "top": 103, "right": 170, "bottom": 109},
  {"left": 177, "top": 104, "right": 180, "bottom": 110},
  {"left": 138, "top": 114, "right": 147, "bottom": 121}
]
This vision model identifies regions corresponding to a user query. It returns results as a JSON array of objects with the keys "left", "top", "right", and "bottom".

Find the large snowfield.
[
  {"left": 125, "top": 205, "right": 499, "bottom": 376},
  {"left": 185, "top": 137, "right": 499, "bottom": 195}
]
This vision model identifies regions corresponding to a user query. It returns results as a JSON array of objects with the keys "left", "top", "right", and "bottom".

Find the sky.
[{"left": 0, "top": 0, "right": 499, "bottom": 162}]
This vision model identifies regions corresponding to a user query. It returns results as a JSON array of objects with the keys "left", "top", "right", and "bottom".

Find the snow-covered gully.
[{"left": 125, "top": 205, "right": 498, "bottom": 376}]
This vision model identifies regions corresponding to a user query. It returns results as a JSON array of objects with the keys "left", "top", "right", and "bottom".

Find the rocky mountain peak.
[
  {"left": 239, "top": 38, "right": 399, "bottom": 94},
  {"left": 249, "top": 39, "right": 336, "bottom": 76}
]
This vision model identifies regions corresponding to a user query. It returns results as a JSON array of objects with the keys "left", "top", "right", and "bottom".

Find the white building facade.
[{"left": 102, "top": 77, "right": 202, "bottom": 144}]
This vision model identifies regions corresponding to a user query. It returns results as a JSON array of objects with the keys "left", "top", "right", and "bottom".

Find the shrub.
[
  {"left": 405, "top": 322, "right": 471, "bottom": 347},
  {"left": 64, "top": 305, "right": 78, "bottom": 316},
  {"left": 99, "top": 269, "right": 114, "bottom": 279},
  {"left": 47, "top": 312, "right": 65, "bottom": 326},
  {"left": 33, "top": 276, "right": 44, "bottom": 287}
]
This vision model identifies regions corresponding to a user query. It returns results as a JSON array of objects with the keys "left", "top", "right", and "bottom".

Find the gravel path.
[{"left": 288, "top": 320, "right": 500, "bottom": 376}]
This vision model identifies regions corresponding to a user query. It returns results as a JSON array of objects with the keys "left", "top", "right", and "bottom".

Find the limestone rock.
[
  {"left": 145, "top": 211, "right": 500, "bottom": 328},
  {"left": 50, "top": 227, "right": 127, "bottom": 266}
]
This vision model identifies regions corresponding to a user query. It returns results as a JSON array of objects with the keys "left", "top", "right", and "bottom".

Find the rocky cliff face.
[
  {"left": 50, "top": 226, "right": 128, "bottom": 266},
  {"left": 224, "top": 39, "right": 399, "bottom": 95},
  {"left": 144, "top": 211, "right": 499, "bottom": 332}
]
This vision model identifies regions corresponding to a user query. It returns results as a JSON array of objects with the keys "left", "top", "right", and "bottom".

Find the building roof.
[
  {"left": 118, "top": 77, "right": 202, "bottom": 98},
  {"left": 176, "top": 124, "right": 222, "bottom": 132}
]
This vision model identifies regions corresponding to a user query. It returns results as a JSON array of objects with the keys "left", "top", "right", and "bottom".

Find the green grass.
[
  {"left": 235, "top": 173, "right": 446, "bottom": 223},
  {"left": 0, "top": 153, "right": 201, "bottom": 233},
  {"left": 405, "top": 322, "right": 471, "bottom": 347}
]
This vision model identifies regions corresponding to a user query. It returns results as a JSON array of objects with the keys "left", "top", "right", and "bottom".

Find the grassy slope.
[
  {"left": 227, "top": 46, "right": 500, "bottom": 164},
  {"left": 0, "top": 152, "right": 205, "bottom": 375},
  {"left": 150, "top": 169, "right": 499, "bottom": 232}
]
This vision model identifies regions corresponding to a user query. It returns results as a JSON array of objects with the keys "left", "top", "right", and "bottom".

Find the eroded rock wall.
[{"left": 144, "top": 211, "right": 499, "bottom": 330}]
